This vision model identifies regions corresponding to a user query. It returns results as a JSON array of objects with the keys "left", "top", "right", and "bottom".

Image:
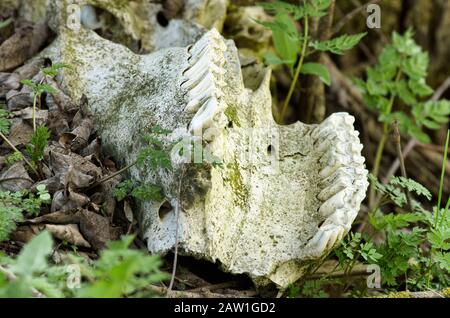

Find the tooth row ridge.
[
  {"left": 181, "top": 29, "right": 228, "bottom": 133},
  {"left": 302, "top": 113, "right": 369, "bottom": 260}
]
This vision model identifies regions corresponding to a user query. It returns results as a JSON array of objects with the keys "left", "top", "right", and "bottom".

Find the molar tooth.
[
  {"left": 189, "top": 30, "right": 222, "bottom": 55},
  {"left": 344, "top": 115, "right": 355, "bottom": 126},
  {"left": 318, "top": 189, "right": 348, "bottom": 217},
  {"left": 185, "top": 91, "right": 212, "bottom": 113},
  {"left": 189, "top": 45, "right": 224, "bottom": 66},
  {"left": 320, "top": 167, "right": 353, "bottom": 187},
  {"left": 181, "top": 68, "right": 210, "bottom": 89},
  {"left": 319, "top": 164, "right": 340, "bottom": 179},
  {"left": 184, "top": 51, "right": 217, "bottom": 78},
  {"left": 351, "top": 143, "right": 363, "bottom": 153},
  {"left": 189, "top": 98, "right": 221, "bottom": 133},
  {"left": 318, "top": 176, "right": 352, "bottom": 201},
  {"left": 353, "top": 155, "right": 365, "bottom": 164},
  {"left": 188, "top": 73, "right": 217, "bottom": 97}
]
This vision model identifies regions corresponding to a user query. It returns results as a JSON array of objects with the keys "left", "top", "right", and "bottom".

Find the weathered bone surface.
[
  {"left": 42, "top": 19, "right": 368, "bottom": 286},
  {"left": 42, "top": 0, "right": 228, "bottom": 51}
]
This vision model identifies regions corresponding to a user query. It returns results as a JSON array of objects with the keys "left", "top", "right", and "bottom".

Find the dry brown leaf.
[
  {"left": 79, "top": 137, "right": 102, "bottom": 157},
  {"left": 47, "top": 108, "right": 70, "bottom": 135},
  {"left": 6, "top": 118, "right": 33, "bottom": 147},
  {"left": 51, "top": 188, "right": 90, "bottom": 212},
  {"left": 102, "top": 196, "right": 116, "bottom": 218},
  {"left": 64, "top": 164, "right": 94, "bottom": 189},
  {"left": 45, "top": 76, "right": 78, "bottom": 113},
  {"left": 48, "top": 144, "right": 102, "bottom": 178},
  {"left": 0, "top": 23, "right": 50, "bottom": 72},
  {"left": 17, "top": 107, "right": 48, "bottom": 126},
  {"left": 123, "top": 200, "right": 134, "bottom": 223},
  {"left": 3, "top": 58, "right": 45, "bottom": 90},
  {"left": 33, "top": 175, "right": 64, "bottom": 194},
  {"left": 9, "top": 225, "right": 43, "bottom": 243},
  {"left": 45, "top": 224, "right": 91, "bottom": 248},
  {"left": 78, "top": 209, "right": 114, "bottom": 250},
  {"left": 25, "top": 210, "right": 80, "bottom": 225},
  {"left": 0, "top": 162, "right": 33, "bottom": 192},
  {"left": 64, "top": 117, "right": 94, "bottom": 152},
  {"left": 6, "top": 88, "right": 32, "bottom": 110}
]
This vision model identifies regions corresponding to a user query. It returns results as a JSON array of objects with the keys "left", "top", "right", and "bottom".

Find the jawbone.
[{"left": 43, "top": 22, "right": 368, "bottom": 287}]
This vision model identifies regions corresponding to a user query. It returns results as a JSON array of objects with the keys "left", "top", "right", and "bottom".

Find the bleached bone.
[
  {"left": 42, "top": 17, "right": 368, "bottom": 287},
  {"left": 43, "top": 0, "right": 228, "bottom": 52}
]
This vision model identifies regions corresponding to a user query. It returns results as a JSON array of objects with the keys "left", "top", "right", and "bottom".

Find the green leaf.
[
  {"left": 300, "top": 62, "right": 330, "bottom": 85},
  {"left": 395, "top": 81, "right": 417, "bottom": 105},
  {"left": 113, "top": 180, "right": 134, "bottom": 201},
  {"left": 13, "top": 231, "right": 53, "bottom": 275},
  {"left": 20, "top": 79, "right": 36, "bottom": 90},
  {"left": 265, "top": 13, "right": 300, "bottom": 70},
  {"left": 264, "top": 52, "right": 295, "bottom": 66},
  {"left": 42, "top": 63, "right": 70, "bottom": 77},
  {"left": 0, "top": 18, "right": 12, "bottom": 29},
  {"left": 0, "top": 109, "right": 11, "bottom": 135},
  {"left": 408, "top": 78, "right": 433, "bottom": 97},
  {"left": 310, "top": 33, "right": 367, "bottom": 55},
  {"left": 427, "top": 229, "right": 450, "bottom": 251}
]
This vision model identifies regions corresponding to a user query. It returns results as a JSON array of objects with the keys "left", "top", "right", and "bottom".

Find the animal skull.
[{"left": 42, "top": 13, "right": 368, "bottom": 287}]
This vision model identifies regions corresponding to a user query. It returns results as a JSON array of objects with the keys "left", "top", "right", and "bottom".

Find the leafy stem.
[
  {"left": 369, "top": 71, "right": 402, "bottom": 207},
  {"left": 280, "top": 16, "right": 309, "bottom": 120}
]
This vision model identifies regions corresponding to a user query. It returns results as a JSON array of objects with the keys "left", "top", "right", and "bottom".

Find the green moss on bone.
[
  {"left": 224, "top": 162, "right": 249, "bottom": 209},
  {"left": 224, "top": 106, "right": 241, "bottom": 127}
]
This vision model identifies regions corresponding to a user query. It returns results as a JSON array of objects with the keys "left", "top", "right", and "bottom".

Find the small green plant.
[
  {"left": 355, "top": 30, "right": 450, "bottom": 205},
  {"left": 0, "top": 232, "right": 167, "bottom": 298},
  {"left": 21, "top": 63, "right": 69, "bottom": 132},
  {"left": 5, "top": 152, "right": 24, "bottom": 166},
  {"left": 113, "top": 180, "right": 135, "bottom": 202},
  {"left": 0, "top": 109, "right": 39, "bottom": 175},
  {"left": 25, "top": 126, "right": 51, "bottom": 165},
  {"left": 0, "top": 109, "right": 11, "bottom": 135},
  {"left": 257, "top": 0, "right": 366, "bottom": 119},
  {"left": 113, "top": 180, "right": 164, "bottom": 202},
  {"left": 365, "top": 158, "right": 450, "bottom": 290},
  {"left": 334, "top": 232, "right": 382, "bottom": 275},
  {"left": 110, "top": 125, "right": 174, "bottom": 203},
  {"left": 74, "top": 235, "right": 168, "bottom": 297},
  {"left": 0, "top": 186, "right": 51, "bottom": 242}
]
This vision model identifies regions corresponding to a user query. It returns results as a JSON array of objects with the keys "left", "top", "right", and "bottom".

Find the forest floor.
[{"left": 1, "top": 3, "right": 450, "bottom": 298}]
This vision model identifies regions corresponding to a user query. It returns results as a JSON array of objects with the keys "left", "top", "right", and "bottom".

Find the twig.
[
  {"left": 167, "top": 166, "right": 187, "bottom": 293},
  {"left": 331, "top": 0, "right": 382, "bottom": 36},
  {"left": 382, "top": 139, "right": 417, "bottom": 184},
  {"left": 0, "top": 177, "right": 35, "bottom": 185},
  {"left": 0, "top": 132, "right": 39, "bottom": 176},
  {"left": 280, "top": 16, "right": 309, "bottom": 121},
  {"left": 86, "top": 160, "right": 137, "bottom": 190},
  {"left": 189, "top": 281, "right": 238, "bottom": 292},
  {"left": 382, "top": 75, "right": 450, "bottom": 182},
  {"left": 432, "top": 76, "right": 450, "bottom": 101},
  {"left": 149, "top": 285, "right": 253, "bottom": 298}
]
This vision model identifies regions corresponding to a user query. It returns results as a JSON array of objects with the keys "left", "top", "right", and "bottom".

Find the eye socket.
[{"left": 156, "top": 11, "right": 169, "bottom": 27}]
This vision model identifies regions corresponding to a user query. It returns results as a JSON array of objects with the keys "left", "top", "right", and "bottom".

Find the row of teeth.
[
  {"left": 301, "top": 113, "right": 368, "bottom": 259},
  {"left": 313, "top": 113, "right": 368, "bottom": 221},
  {"left": 181, "top": 29, "right": 227, "bottom": 133}
]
